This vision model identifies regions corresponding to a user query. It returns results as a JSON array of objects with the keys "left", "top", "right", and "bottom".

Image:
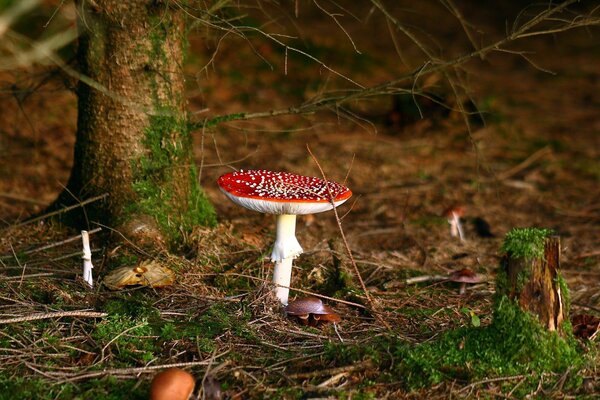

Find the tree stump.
[{"left": 499, "top": 232, "right": 565, "bottom": 332}]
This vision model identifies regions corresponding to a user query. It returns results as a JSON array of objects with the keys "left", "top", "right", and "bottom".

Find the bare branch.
[{"left": 191, "top": 0, "right": 600, "bottom": 131}]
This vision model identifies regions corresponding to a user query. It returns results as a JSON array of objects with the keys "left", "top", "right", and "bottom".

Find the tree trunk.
[
  {"left": 499, "top": 235, "right": 565, "bottom": 332},
  {"left": 57, "top": 0, "right": 214, "bottom": 245}
]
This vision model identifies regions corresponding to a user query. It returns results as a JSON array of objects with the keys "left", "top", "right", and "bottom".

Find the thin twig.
[
  {"left": 1, "top": 272, "right": 54, "bottom": 281},
  {"left": 306, "top": 145, "right": 372, "bottom": 304},
  {"left": 28, "top": 227, "right": 102, "bottom": 255},
  {"left": 5, "top": 193, "right": 108, "bottom": 229},
  {"left": 288, "top": 360, "right": 372, "bottom": 379},
  {"left": 25, "top": 356, "right": 229, "bottom": 381},
  {"left": 458, "top": 374, "right": 526, "bottom": 393},
  {"left": 495, "top": 146, "right": 552, "bottom": 181},
  {"left": 211, "top": 271, "right": 366, "bottom": 309},
  {"left": 0, "top": 192, "right": 47, "bottom": 205},
  {"left": 305, "top": 146, "right": 393, "bottom": 330},
  {"left": 0, "top": 310, "right": 108, "bottom": 325}
]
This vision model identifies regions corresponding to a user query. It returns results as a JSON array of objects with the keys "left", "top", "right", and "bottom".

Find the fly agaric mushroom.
[
  {"left": 448, "top": 267, "right": 484, "bottom": 294},
  {"left": 150, "top": 368, "right": 196, "bottom": 400},
  {"left": 443, "top": 206, "right": 465, "bottom": 241},
  {"left": 286, "top": 296, "right": 341, "bottom": 326},
  {"left": 218, "top": 170, "right": 352, "bottom": 305}
]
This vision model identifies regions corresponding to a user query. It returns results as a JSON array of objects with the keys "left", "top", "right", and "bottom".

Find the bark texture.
[
  {"left": 58, "top": 0, "right": 214, "bottom": 244},
  {"left": 499, "top": 236, "right": 565, "bottom": 332}
]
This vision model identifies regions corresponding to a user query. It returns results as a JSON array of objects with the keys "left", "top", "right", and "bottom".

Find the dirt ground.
[{"left": 0, "top": 1, "right": 599, "bottom": 399}]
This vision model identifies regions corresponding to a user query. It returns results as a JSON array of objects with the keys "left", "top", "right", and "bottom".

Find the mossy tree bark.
[
  {"left": 57, "top": 0, "right": 214, "bottom": 245},
  {"left": 499, "top": 236, "right": 566, "bottom": 332}
]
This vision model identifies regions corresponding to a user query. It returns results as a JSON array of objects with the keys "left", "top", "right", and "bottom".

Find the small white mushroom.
[
  {"left": 443, "top": 206, "right": 466, "bottom": 241},
  {"left": 81, "top": 230, "right": 93, "bottom": 288}
]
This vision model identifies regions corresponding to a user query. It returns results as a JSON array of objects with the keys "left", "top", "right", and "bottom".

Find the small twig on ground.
[
  {"left": 288, "top": 360, "right": 372, "bottom": 379},
  {"left": 458, "top": 374, "right": 526, "bottom": 394},
  {"left": 4, "top": 193, "right": 108, "bottom": 230},
  {"left": 307, "top": 145, "right": 392, "bottom": 330},
  {"left": 404, "top": 275, "right": 447, "bottom": 285},
  {"left": 9, "top": 243, "right": 26, "bottom": 288},
  {"left": 199, "top": 348, "right": 221, "bottom": 399},
  {"left": 306, "top": 146, "right": 372, "bottom": 304},
  {"left": 574, "top": 250, "right": 600, "bottom": 259},
  {"left": 0, "top": 310, "right": 108, "bottom": 325},
  {"left": 27, "top": 227, "right": 102, "bottom": 256},
  {"left": 494, "top": 146, "right": 552, "bottom": 181},
  {"left": 1, "top": 272, "right": 54, "bottom": 281},
  {"left": 208, "top": 270, "right": 366, "bottom": 309},
  {"left": 26, "top": 356, "right": 229, "bottom": 382},
  {"left": 0, "top": 192, "right": 47, "bottom": 205}
]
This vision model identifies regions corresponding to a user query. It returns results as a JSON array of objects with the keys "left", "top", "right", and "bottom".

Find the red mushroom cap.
[
  {"left": 217, "top": 170, "right": 352, "bottom": 215},
  {"left": 443, "top": 205, "right": 466, "bottom": 218},
  {"left": 448, "top": 268, "right": 483, "bottom": 283}
]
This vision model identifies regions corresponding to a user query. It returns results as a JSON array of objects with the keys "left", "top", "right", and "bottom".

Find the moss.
[
  {"left": 397, "top": 295, "right": 580, "bottom": 389},
  {"left": 501, "top": 227, "right": 553, "bottom": 259},
  {"left": 127, "top": 13, "right": 215, "bottom": 246},
  {"left": 324, "top": 339, "right": 386, "bottom": 366},
  {"left": 0, "top": 376, "right": 147, "bottom": 400},
  {"left": 162, "top": 302, "right": 256, "bottom": 350},
  {"left": 102, "top": 296, "right": 161, "bottom": 321},
  {"left": 130, "top": 112, "right": 216, "bottom": 245}
]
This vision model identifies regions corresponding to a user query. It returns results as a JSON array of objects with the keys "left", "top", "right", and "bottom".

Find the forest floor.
[{"left": 0, "top": 2, "right": 599, "bottom": 399}]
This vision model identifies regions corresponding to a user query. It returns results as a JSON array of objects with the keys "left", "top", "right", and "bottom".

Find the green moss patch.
[
  {"left": 0, "top": 376, "right": 147, "bottom": 400},
  {"left": 398, "top": 296, "right": 580, "bottom": 388},
  {"left": 501, "top": 227, "right": 553, "bottom": 259},
  {"left": 130, "top": 113, "right": 216, "bottom": 245}
]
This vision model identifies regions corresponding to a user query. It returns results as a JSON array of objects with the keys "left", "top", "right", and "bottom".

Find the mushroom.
[
  {"left": 285, "top": 296, "right": 341, "bottom": 326},
  {"left": 448, "top": 267, "right": 484, "bottom": 294},
  {"left": 150, "top": 368, "right": 196, "bottom": 400},
  {"left": 81, "top": 230, "right": 94, "bottom": 288},
  {"left": 443, "top": 206, "right": 465, "bottom": 241},
  {"left": 218, "top": 170, "right": 352, "bottom": 305},
  {"left": 103, "top": 260, "right": 175, "bottom": 290}
]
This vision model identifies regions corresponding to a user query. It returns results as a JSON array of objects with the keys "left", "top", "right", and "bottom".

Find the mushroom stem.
[
  {"left": 449, "top": 212, "right": 465, "bottom": 241},
  {"left": 81, "top": 230, "right": 93, "bottom": 288},
  {"left": 272, "top": 214, "right": 303, "bottom": 261},
  {"left": 271, "top": 214, "right": 303, "bottom": 305},
  {"left": 273, "top": 257, "right": 293, "bottom": 305},
  {"left": 459, "top": 282, "right": 467, "bottom": 295}
]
